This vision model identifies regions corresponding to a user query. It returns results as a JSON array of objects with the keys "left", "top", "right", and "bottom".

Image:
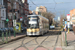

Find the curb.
[{"left": 0, "top": 35, "right": 26, "bottom": 45}]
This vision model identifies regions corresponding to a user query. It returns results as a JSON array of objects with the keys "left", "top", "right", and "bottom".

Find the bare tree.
[
  {"left": 41, "top": 12, "right": 55, "bottom": 19},
  {"left": 60, "top": 14, "right": 66, "bottom": 25},
  {"left": 41, "top": 12, "right": 55, "bottom": 25}
]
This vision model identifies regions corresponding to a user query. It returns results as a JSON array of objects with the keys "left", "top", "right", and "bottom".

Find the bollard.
[
  {"left": 14, "top": 27, "right": 16, "bottom": 37},
  {"left": 9, "top": 30, "right": 11, "bottom": 40},
  {"left": 2, "top": 32, "right": 4, "bottom": 42},
  {"left": 6, "top": 31, "right": 8, "bottom": 43},
  {"left": 14, "top": 30, "right": 16, "bottom": 37}
]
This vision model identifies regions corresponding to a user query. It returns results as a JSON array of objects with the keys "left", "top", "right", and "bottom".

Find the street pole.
[
  {"left": 11, "top": 0, "right": 16, "bottom": 37},
  {"left": 2, "top": 31, "right": 4, "bottom": 42},
  {"left": 14, "top": 13, "right": 16, "bottom": 37},
  {"left": 65, "top": 28, "right": 67, "bottom": 46},
  {"left": 65, "top": 21, "right": 67, "bottom": 46},
  {"left": 1, "top": 20, "right": 2, "bottom": 28}
]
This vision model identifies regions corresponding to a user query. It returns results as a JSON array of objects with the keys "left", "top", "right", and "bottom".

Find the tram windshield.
[
  {"left": 28, "top": 16, "right": 38, "bottom": 21},
  {"left": 27, "top": 16, "right": 39, "bottom": 28},
  {"left": 28, "top": 24, "right": 39, "bottom": 28}
]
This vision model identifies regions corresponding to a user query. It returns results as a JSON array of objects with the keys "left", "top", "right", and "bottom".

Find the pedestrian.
[{"left": 66, "top": 24, "right": 68, "bottom": 31}]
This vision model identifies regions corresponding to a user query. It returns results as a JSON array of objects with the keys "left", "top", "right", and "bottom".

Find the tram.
[{"left": 27, "top": 15, "right": 49, "bottom": 36}]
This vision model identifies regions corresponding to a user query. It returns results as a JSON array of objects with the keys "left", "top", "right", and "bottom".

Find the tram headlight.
[{"left": 27, "top": 32, "right": 30, "bottom": 33}]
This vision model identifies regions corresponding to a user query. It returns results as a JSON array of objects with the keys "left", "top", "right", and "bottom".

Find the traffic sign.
[
  {"left": 13, "top": 20, "right": 16, "bottom": 26},
  {"left": 20, "top": 17, "right": 23, "bottom": 21},
  {"left": 6, "top": 19, "right": 9, "bottom": 22},
  {"left": 67, "top": 14, "right": 70, "bottom": 21}
]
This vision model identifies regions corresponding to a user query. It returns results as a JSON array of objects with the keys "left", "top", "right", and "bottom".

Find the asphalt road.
[{"left": 0, "top": 28, "right": 61, "bottom": 50}]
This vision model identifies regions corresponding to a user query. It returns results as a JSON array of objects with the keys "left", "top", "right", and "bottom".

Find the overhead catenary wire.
[
  {"left": 29, "top": 0, "right": 74, "bottom": 17},
  {"left": 29, "top": 0, "right": 75, "bottom": 9},
  {"left": 29, "top": 0, "right": 38, "bottom": 7},
  {"left": 29, "top": 2, "right": 75, "bottom": 5}
]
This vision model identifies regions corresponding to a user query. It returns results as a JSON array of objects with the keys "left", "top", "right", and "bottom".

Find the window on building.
[
  {"left": 13, "top": 2, "right": 16, "bottom": 9},
  {"left": 0, "top": 0, "right": 2, "bottom": 5},
  {"left": 3, "top": 10, "right": 4, "bottom": 16},
  {"left": 1, "top": 8, "right": 6, "bottom": 20}
]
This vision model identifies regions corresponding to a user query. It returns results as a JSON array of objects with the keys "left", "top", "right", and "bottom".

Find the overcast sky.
[{"left": 28, "top": 0, "right": 75, "bottom": 20}]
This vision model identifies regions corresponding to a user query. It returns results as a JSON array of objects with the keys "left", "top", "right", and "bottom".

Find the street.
[
  {"left": 0, "top": 29, "right": 62, "bottom": 50},
  {"left": 0, "top": 0, "right": 75, "bottom": 50}
]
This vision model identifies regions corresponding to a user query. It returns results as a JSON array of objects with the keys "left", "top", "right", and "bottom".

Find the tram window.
[
  {"left": 28, "top": 24, "right": 39, "bottom": 28},
  {"left": 31, "top": 16, "right": 38, "bottom": 18},
  {"left": 30, "top": 19, "right": 37, "bottom": 21}
]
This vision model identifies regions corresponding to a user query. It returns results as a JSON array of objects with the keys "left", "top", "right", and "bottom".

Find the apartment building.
[
  {"left": 35, "top": 6, "right": 47, "bottom": 15},
  {"left": 0, "top": 0, "right": 29, "bottom": 28},
  {"left": 0, "top": 0, "right": 6, "bottom": 28},
  {"left": 39, "top": 6, "right": 47, "bottom": 12},
  {"left": 70, "top": 9, "right": 75, "bottom": 24}
]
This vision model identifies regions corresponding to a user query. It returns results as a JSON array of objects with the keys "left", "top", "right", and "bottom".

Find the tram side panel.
[{"left": 39, "top": 16, "right": 49, "bottom": 35}]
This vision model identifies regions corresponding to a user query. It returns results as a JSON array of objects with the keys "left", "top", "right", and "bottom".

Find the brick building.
[
  {"left": 0, "top": 0, "right": 29, "bottom": 28},
  {"left": 29, "top": 10, "right": 33, "bottom": 15},
  {"left": 35, "top": 6, "right": 47, "bottom": 15},
  {"left": 70, "top": 9, "right": 75, "bottom": 24},
  {"left": 39, "top": 6, "right": 47, "bottom": 12},
  {"left": 0, "top": 0, "right": 7, "bottom": 28}
]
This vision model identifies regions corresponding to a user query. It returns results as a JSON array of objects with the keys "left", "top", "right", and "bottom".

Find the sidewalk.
[
  {"left": 62, "top": 31, "right": 75, "bottom": 50},
  {"left": 0, "top": 33, "right": 26, "bottom": 45}
]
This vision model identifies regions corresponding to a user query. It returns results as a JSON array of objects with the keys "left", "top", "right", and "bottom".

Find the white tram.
[{"left": 27, "top": 15, "right": 49, "bottom": 36}]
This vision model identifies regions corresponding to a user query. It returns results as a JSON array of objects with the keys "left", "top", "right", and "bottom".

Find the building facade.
[
  {"left": 39, "top": 6, "right": 47, "bottom": 12},
  {"left": 70, "top": 9, "right": 75, "bottom": 24},
  {"left": 35, "top": 6, "right": 47, "bottom": 15},
  {"left": 0, "top": 0, "right": 29, "bottom": 28},
  {"left": 0, "top": 0, "right": 7, "bottom": 28}
]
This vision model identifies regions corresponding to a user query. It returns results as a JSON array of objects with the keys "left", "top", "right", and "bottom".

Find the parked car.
[
  {"left": 2, "top": 28, "right": 6, "bottom": 32},
  {"left": 21, "top": 27, "right": 24, "bottom": 33},
  {"left": 50, "top": 25, "right": 55, "bottom": 29},
  {"left": 63, "top": 24, "right": 73, "bottom": 31},
  {"left": 21, "top": 26, "right": 27, "bottom": 33},
  {"left": 10, "top": 27, "right": 14, "bottom": 33},
  {"left": 69, "top": 24, "right": 73, "bottom": 31}
]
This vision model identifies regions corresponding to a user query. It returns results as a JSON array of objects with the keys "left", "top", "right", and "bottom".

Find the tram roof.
[
  {"left": 27, "top": 15, "right": 38, "bottom": 17},
  {"left": 27, "top": 15, "right": 49, "bottom": 21}
]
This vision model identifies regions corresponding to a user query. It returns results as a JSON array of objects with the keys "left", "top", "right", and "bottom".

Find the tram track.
[
  {"left": 14, "top": 36, "right": 39, "bottom": 50},
  {"left": 13, "top": 32, "right": 50, "bottom": 50},
  {"left": 53, "top": 32, "right": 60, "bottom": 50},
  {"left": 0, "top": 29, "right": 61, "bottom": 50}
]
